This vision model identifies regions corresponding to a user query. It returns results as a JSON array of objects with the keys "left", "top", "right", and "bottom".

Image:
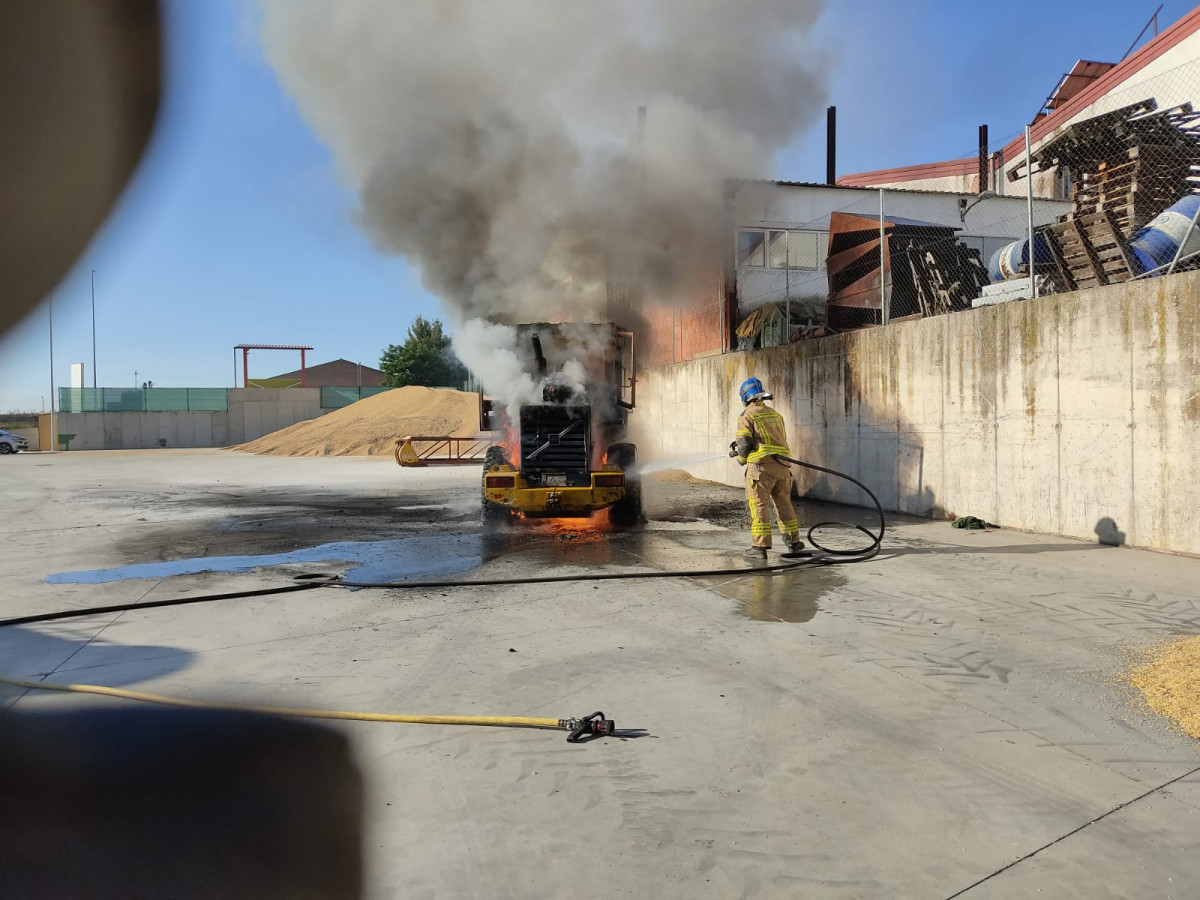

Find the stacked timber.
[
  {"left": 903, "top": 242, "right": 990, "bottom": 317},
  {"left": 1031, "top": 102, "right": 1200, "bottom": 291}
]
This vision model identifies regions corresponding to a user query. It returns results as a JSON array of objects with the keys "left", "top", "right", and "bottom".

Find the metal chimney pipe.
[
  {"left": 978, "top": 124, "right": 989, "bottom": 194},
  {"left": 826, "top": 106, "right": 837, "bottom": 185}
]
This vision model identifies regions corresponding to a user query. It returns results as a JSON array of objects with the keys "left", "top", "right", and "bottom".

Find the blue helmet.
[{"left": 739, "top": 377, "right": 772, "bottom": 406}]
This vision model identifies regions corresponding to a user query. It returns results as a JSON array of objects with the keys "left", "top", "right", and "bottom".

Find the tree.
[{"left": 379, "top": 317, "right": 468, "bottom": 388}]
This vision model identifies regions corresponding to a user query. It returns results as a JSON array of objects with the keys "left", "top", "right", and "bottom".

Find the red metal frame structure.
[{"left": 234, "top": 344, "right": 314, "bottom": 388}]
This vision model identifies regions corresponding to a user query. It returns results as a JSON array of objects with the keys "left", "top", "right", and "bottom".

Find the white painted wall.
[{"left": 634, "top": 269, "right": 1200, "bottom": 556}]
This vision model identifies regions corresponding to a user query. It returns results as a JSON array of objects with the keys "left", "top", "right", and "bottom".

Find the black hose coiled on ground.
[{"left": 774, "top": 454, "right": 885, "bottom": 560}]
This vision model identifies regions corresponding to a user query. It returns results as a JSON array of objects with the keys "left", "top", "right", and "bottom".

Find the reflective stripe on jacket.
[{"left": 735, "top": 402, "right": 790, "bottom": 463}]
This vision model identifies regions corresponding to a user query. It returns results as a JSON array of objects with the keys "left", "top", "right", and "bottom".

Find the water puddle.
[
  {"left": 712, "top": 565, "right": 847, "bottom": 623},
  {"left": 46, "top": 534, "right": 483, "bottom": 587}
]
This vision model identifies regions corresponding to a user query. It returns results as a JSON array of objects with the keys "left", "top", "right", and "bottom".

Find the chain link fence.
[{"left": 732, "top": 54, "right": 1200, "bottom": 347}]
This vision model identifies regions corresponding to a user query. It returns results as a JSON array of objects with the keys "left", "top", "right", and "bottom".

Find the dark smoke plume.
[{"left": 259, "top": 0, "right": 828, "bottom": 325}]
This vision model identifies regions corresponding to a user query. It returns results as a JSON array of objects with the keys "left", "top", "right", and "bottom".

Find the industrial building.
[
  {"left": 838, "top": 7, "right": 1200, "bottom": 198},
  {"left": 640, "top": 181, "right": 1068, "bottom": 367},
  {"left": 267, "top": 358, "right": 385, "bottom": 389},
  {"left": 640, "top": 8, "right": 1200, "bottom": 367}
]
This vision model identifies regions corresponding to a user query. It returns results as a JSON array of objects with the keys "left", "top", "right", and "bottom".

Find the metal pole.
[
  {"left": 785, "top": 233, "right": 791, "bottom": 343},
  {"left": 879, "top": 188, "right": 888, "bottom": 325},
  {"left": 90, "top": 269, "right": 97, "bottom": 390},
  {"left": 826, "top": 106, "right": 836, "bottom": 185},
  {"left": 1025, "top": 126, "right": 1037, "bottom": 300},
  {"left": 49, "top": 298, "right": 57, "bottom": 452}
]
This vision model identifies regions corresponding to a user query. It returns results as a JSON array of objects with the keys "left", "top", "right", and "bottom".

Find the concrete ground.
[{"left": 2, "top": 449, "right": 1199, "bottom": 898}]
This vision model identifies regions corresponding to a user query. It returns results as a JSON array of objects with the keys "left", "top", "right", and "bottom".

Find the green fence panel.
[
  {"left": 319, "top": 387, "right": 359, "bottom": 409},
  {"left": 144, "top": 389, "right": 190, "bottom": 411},
  {"left": 319, "top": 386, "right": 399, "bottom": 408},
  {"left": 59, "top": 387, "right": 230, "bottom": 412},
  {"left": 186, "top": 388, "right": 228, "bottom": 411},
  {"left": 109, "top": 389, "right": 145, "bottom": 411}
]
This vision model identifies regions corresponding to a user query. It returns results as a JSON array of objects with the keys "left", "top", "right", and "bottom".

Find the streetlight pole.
[
  {"left": 91, "top": 269, "right": 97, "bottom": 389},
  {"left": 49, "top": 298, "right": 57, "bottom": 453}
]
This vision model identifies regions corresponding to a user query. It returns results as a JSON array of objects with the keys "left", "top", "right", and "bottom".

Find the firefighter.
[{"left": 730, "top": 377, "right": 804, "bottom": 560}]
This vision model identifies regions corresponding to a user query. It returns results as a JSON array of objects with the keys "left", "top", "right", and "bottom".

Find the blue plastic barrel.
[
  {"left": 1128, "top": 194, "right": 1200, "bottom": 275},
  {"left": 988, "top": 235, "right": 1053, "bottom": 282}
]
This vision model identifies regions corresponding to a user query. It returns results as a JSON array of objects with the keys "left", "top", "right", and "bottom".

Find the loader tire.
[
  {"left": 482, "top": 499, "right": 514, "bottom": 527},
  {"left": 483, "top": 445, "right": 509, "bottom": 470},
  {"left": 607, "top": 442, "right": 643, "bottom": 529},
  {"left": 482, "top": 445, "right": 515, "bottom": 526}
]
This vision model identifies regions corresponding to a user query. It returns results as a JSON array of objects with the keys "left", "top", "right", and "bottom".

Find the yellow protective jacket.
[{"left": 735, "top": 401, "right": 791, "bottom": 464}]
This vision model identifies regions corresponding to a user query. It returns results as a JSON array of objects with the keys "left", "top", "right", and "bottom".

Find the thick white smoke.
[{"left": 258, "top": 0, "right": 827, "bottom": 411}]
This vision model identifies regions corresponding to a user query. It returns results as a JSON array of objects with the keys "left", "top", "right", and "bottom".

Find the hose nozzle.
[{"left": 562, "top": 711, "right": 615, "bottom": 742}]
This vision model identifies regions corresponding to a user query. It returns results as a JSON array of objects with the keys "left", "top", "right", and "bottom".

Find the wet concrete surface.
[{"left": 3, "top": 449, "right": 1200, "bottom": 899}]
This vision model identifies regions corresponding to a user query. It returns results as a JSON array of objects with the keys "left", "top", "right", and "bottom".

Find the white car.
[{"left": 0, "top": 429, "right": 29, "bottom": 454}]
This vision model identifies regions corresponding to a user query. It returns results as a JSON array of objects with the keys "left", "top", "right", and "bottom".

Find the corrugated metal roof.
[{"left": 732, "top": 178, "right": 1026, "bottom": 199}]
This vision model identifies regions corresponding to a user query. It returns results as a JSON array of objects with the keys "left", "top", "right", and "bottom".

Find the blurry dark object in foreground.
[
  {"left": 0, "top": 708, "right": 363, "bottom": 899},
  {"left": 1, "top": 5, "right": 364, "bottom": 896},
  {"left": 0, "top": 0, "right": 161, "bottom": 335}
]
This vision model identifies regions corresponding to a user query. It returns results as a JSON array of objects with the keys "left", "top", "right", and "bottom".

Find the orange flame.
[{"left": 499, "top": 423, "right": 520, "bottom": 466}]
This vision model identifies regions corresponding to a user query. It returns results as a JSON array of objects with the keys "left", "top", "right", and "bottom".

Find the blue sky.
[{"left": 0, "top": 0, "right": 1182, "bottom": 411}]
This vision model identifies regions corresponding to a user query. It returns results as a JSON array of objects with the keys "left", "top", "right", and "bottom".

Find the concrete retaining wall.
[
  {"left": 8, "top": 428, "right": 39, "bottom": 450},
  {"left": 56, "top": 388, "right": 327, "bottom": 450},
  {"left": 633, "top": 271, "right": 1200, "bottom": 555}
]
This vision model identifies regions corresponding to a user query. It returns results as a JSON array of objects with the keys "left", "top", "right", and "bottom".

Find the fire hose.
[
  {"left": 0, "top": 457, "right": 883, "bottom": 741},
  {"left": 728, "top": 440, "right": 885, "bottom": 558},
  {"left": 0, "top": 455, "right": 883, "bottom": 631},
  {"left": 0, "top": 675, "right": 616, "bottom": 742},
  {"left": 775, "top": 454, "right": 886, "bottom": 558}
]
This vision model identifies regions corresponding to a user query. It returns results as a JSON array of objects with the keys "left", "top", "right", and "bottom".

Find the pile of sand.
[
  {"left": 1127, "top": 635, "right": 1200, "bottom": 739},
  {"left": 232, "top": 386, "right": 480, "bottom": 457}
]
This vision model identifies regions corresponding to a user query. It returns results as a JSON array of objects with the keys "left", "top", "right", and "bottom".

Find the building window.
[
  {"left": 788, "top": 231, "right": 824, "bottom": 270},
  {"left": 768, "top": 230, "right": 788, "bottom": 268},
  {"left": 738, "top": 230, "right": 766, "bottom": 267},
  {"left": 737, "top": 228, "right": 827, "bottom": 270}
]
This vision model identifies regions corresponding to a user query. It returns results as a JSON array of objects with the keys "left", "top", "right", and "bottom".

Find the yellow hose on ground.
[{"left": 0, "top": 675, "right": 564, "bottom": 730}]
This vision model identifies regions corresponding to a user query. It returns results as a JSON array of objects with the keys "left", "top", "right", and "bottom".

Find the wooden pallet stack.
[
  {"left": 1023, "top": 102, "right": 1200, "bottom": 291},
  {"left": 904, "top": 242, "right": 991, "bottom": 317},
  {"left": 1042, "top": 208, "right": 1139, "bottom": 290},
  {"left": 1070, "top": 144, "right": 1197, "bottom": 229}
]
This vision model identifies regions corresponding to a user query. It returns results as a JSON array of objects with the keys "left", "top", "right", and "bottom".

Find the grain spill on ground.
[
  {"left": 1123, "top": 634, "right": 1200, "bottom": 740},
  {"left": 646, "top": 469, "right": 721, "bottom": 485},
  {"left": 232, "top": 386, "right": 479, "bottom": 457}
]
